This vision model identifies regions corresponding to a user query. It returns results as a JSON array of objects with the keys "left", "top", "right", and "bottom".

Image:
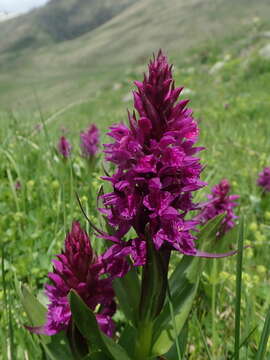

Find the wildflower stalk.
[
  {"left": 134, "top": 321, "right": 154, "bottom": 360},
  {"left": 211, "top": 258, "right": 217, "bottom": 359},
  {"left": 134, "top": 235, "right": 170, "bottom": 359},
  {"left": 234, "top": 217, "right": 244, "bottom": 360},
  {"left": 68, "top": 158, "right": 74, "bottom": 215}
]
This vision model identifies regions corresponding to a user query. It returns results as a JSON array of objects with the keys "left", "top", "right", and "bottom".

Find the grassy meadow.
[{"left": 1, "top": 4, "right": 270, "bottom": 360}]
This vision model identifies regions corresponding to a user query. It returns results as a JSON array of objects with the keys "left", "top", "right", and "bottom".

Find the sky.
[{"left": 0, "top": 0, "right": 49, "bottom": 13}]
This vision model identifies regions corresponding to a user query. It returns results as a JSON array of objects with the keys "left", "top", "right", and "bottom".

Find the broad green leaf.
[
  {"left": 103, "top": 335, "right": 132, "bottom": 360},
  {"left": 69, "top": 290, "right": 108, "bottom": 354},
  {"left": 118, "top": 324, "right": 137, "bottom": 357},
  {"left": 152, "top": 277, "right": 197, "bottom": 355},
  {"left": 113, "top": 267, "right": 140, "bottom": 326},
  {"left": 84, "top": 352, "right": 111, "bottom": 360},
  {"left": 69, "top": 290, "right": 131, "bottom": 360},
  {"left": 164, "top": 320, "right": 189, "bottom": 360},
  {"left": 20, "top": 284, "right": 47, "bottom": 328},
  {"left": 43, "top": 332, "right": 73, "bottom": 360},
  {"left": 139, "top": 238, "right": 169, "bottom": 322},
  {"left": 152, "top": 214, "right": 225, "bottom": 355},
  {"left": 17, "top": 283, "right": 51, "bottom": 345}
]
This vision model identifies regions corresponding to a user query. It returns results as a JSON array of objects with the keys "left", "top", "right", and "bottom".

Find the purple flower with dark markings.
[
  {"left": 80, "top": 124, "right": 100, "bottom": 158},
  {"left": 58, "top": 136, "right": 72, "bottom": 158},
  {"left": 198, "top": 179, "right": 239, "bottom": 237},
  {"left": 28, "top": 222, "right": 116, "bottom": 337},
  {"left": 257, "top": 167, "right": 270, "bottom": 192},
  {"left": 100, "top": 50, "right": 208, "bottom": 264}
]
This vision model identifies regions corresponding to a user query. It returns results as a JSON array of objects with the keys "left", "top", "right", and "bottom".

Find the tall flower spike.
[
  {"left": 80, "top": 124, "right": 100, "bottom": 158},
  {"left": 257, "top": 167, "right": 270, "bottom": 192},
  {"left": 58, "top": 136, "right": 72, "bottom": 158},
  {"left": 101, "top": 50, "right": 208, "bottom": 264},
  {"left": 27, "top": 222, "right": 116, "bottom": 337},
  {"left": 197, "top": 179, "right": 239, "bottom": 237}
]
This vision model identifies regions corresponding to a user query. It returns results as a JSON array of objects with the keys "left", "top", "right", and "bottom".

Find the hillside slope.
[
  {"left": 0, "top": 0, "right": 138, "bottom": 52},
  {"left": 0, "top": 0, "right": 270, "bottom": 113}
]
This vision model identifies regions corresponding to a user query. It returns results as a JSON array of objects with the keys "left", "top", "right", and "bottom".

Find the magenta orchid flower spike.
[
  {"left": 28, "top": 222, "right": 116, "bottom": 337},
  {"left": 80, "top": 124, "right": 100, "bottom": 158},
  {"left": 198, "top": 179, "right": 239, "bottom": 237},
  {"left": 99, "top": 50, "right": 236, "bottom": 263},
  {"left": 257, "top": 167, "right": 270, "bottom": 192},
  {"left": 58, "top": 136, "right": 72, "bottom": 158}
]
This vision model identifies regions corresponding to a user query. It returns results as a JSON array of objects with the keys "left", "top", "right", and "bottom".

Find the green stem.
[
  {"left": 212, "top": 258, "right": 217, "bottom": 359},
  {"left": 134, "top": 321, "right": 153, "bottom": 360},
  {"left": 69, "top": 158, "right": 74, "bottom": 214}
]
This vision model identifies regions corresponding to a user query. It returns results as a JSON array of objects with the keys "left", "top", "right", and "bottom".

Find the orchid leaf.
[
  {"left": 139, "top": 238, "right": 169, "bottom": 322},
  {"left": 85, "top": 353, "right": 111, "bottom": 360},
  {"left": 20, "top": 284, "right": 47, "bottom": 329},
  {"left": 69, "top": 290, "right": 131, "bottom": 360},
  {"left": 118, "top": 324, "right": 137, "bottom": 357},
  {"left": 164, "top": 320, "right": 189, "bottom": 360},
  {"left": 113, "top": 266, "right": 140, "bottom": 326},
  {"left": 152, "top": 214, "right": 225, "bottom": 356},
  {"left": 43, "top": 332, "right": 73, "bottom": 360},
  {"left": 16, "top": 282, "right": 49, "bottom": 345}
]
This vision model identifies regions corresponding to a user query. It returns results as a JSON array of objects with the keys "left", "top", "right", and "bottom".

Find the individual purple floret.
[
  {"left": 15, "top": 181, "right": 21, "bottom": 191},
  {"left": 198, "top": 179, "right": 239, "bottom": 237},
  {"left": 257, "top": 167, "right": 270, "bottom": 192},
  {"left": 80, "top": 124, "right": 100, "bottom": 158},
  {"left": 58, "top": 136, "right": 72, "bottom": 158},
  {"left": 99, "top": 50, "right": 208, "bottom": 264},
  {"left": 28, "top": 222, "right": 116, "bottom": 337}
]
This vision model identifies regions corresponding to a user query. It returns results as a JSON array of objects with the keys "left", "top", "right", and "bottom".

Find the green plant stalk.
[
  {"left": 211, "top": 258, "right": 217, "bottom": 359},
  {"left": 134, "top": 321, "right": 154, "bottom": 360},
  {"left": 195, "top": 313, "right": 212, "bottom": 360},
  {"left": 69, "top": 158, "right": 74, "bottom": 215},
  {"left": 234, "top": 218, "right": 244, "bottom": 360},
  {"left": 6, "top": 168, "right": 20, "bottom": 213},
  {"left": 255, "top": 307, "right": 270, "bottom": 360},
  {"left": 1, "top": 247, "right": 8, "bottom": 359},
  {"left": 135, "top": 237, "right": 170, "bottom": 359}
]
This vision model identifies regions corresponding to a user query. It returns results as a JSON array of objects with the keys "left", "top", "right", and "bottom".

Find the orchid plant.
[{"left": 19, "top": 51, "right": 270, "bottom": 359}]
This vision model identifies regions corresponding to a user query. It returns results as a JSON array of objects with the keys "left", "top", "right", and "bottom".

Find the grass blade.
[
  {"left": 194, "top": 313, "right": 212, "bottom": 360},
  {"left": 234, "top": 217, "right": 244, "bottom": 360},
  {"left": 255, "top": 308, "right": 270, "bottom": 360},
  {"left": 230, "top": 326, "right": 257, "bottom": 359},
  {"left": 167, "top": 284, "right": 182, "bottom": 360},
  {"left": 7, "top": 288, "right": 15, "bottom": 360}
]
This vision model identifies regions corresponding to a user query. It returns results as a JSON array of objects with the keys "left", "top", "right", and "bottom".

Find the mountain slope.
[
  {"left": 0, "top": 0, "right": 270, "bottom": 113},
  {"left": 0, "top": 0, "right": 138, "bottom": 53}
]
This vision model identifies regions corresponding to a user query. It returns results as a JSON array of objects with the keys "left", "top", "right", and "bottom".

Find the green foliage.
[
  {"left": 69, "top": 290, "right": 131, "bottom": 360},
  {"left": 234, "top": 218, "right": 244, "bottom": 360},
  {"left": 152, "top": 215, "right": 225, "bottom": 356},
  {"left": 113, "top": 267, "right": 140, "bottom": 326},
  {"left": 256, "top": 308, "right": 270, "bottom": 360},
  {"left": 243, "top": 57, "right": 270, "bottom": 80},
  {"left": 17, "top": 283, "right": 47, "bottom": 329}
]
